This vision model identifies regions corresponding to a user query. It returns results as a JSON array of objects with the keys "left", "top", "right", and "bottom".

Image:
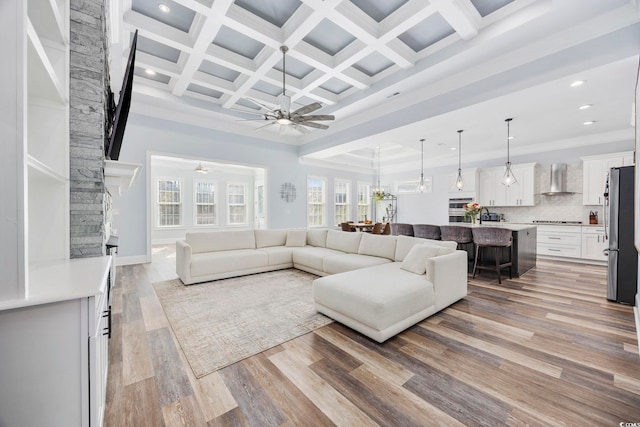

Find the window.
[
  {"left": 194, "top": 181, "right": 216, "bottom": 225},
  {"left": 357, "top": 183, "right": 371, "bottom": 222},
  {"left": 334, "top": 180, "right": 351, "bottom": 225},
  {"left": 157, "top": 179, "right": 182, "bottom": 227},
  {"left": 307, "top": 177, "right": 326, "bottom": 227},
  {"left": 227, "top": 183, "right": 247, "bottom": 225}
]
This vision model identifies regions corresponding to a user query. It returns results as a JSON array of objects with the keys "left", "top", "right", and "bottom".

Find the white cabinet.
[
  {"left": 581, "top": 226, "right": 608, "bottom": 261},
  {"left": 1, "top": 0, "right": 70, "bottom": 299},
  {"left": 448, "top": 168, "right": 478, "bottom": 197},
  {"left": 536, "top": 225, "right": 582, "bottom": 258},
  {"left": 478, "top": 163, "right": 536, "bottom": 207},
  {"left": 0, "top": 257, "right": 112, "bottom": 427},
  {"left": 581, "top": 152, "right": 634, "bottom": 205}
]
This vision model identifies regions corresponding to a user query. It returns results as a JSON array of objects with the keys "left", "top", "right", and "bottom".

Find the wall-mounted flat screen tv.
[{"left": 105, "top": 30, "right": 138, "bottom": 161}]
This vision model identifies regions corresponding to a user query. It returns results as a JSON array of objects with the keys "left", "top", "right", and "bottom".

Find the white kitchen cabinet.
[
  {"left": 478, "top": 168, "right": 505, "bottom": 207},
  {"left": 0, "top": 257, "right": 112, "bottom": 427},
  {"left": 581, "top": 226, "right": 608, "bottom": 261},
  {"left": 448, "top": 168, "right": 478, "bottom": 197},
  {"left": 1, "top": 0, "right": 70, "bottom": 300},
  {"left": 581, "top": 152, "right": 634, "bottom": 205},
  {"left": 537, "top": 225, "right": 582, "bottom": 258},
  {"left": 505, "top": 163, "right": 536, "bottom": 206},
  {"left": 478, "top": 163, "right": 536, "bottom": 207}
]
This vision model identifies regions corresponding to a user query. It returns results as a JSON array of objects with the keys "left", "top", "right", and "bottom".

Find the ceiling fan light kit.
[
  {"left": 194, "top": 162, "right": 209, "bottom": 174},
  {"left": 455, "top": 130, "right": 464, "bottom": 190},
  {"left": 244, "top": 46, "right": 335, "bottom": 133},
  {"left": 501, "top": 118, "right": 517, "bottom": 186}
]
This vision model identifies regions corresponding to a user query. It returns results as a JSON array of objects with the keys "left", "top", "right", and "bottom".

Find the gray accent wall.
[{"left": 69, "top": 0, "right": 107, "bottom": 258}]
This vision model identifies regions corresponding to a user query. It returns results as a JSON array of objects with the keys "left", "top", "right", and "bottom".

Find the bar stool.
[
  {"left": 471, "top": 227, "right": 513, "bottom": 284},
  {"left": 440, "top": 225, "right": 474, "bottom": 265},
  {"left": 413, "top": 224, "right": 441, "bottom": 240},
  {"left": 390, "top": 223, "right": 414, "bottom": 236}
]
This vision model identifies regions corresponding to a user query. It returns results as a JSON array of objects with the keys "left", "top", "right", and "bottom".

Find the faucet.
[{"left": 479, "top": 207, "right": 490, "bottom": 224}]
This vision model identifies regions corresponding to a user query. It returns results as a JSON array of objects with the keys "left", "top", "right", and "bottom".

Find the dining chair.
[
  {"left": 340, "top": 222, "right": 355, "bottom": 232},
  {"left": 370, "top": 222, "right": 383, "bottom": 234}
]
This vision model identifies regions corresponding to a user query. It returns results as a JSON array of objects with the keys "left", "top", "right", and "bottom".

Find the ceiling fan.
[{"left": 242, "top": 46, "right": 335, "bottom": 134}]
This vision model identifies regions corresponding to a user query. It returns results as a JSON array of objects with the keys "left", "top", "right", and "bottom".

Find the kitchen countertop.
[{"left": 448, "top": 222, "right": 536, "bottom": 231}]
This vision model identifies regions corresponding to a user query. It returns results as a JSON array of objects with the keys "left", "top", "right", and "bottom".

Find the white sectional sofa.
[{"left": 176, "top": 228, "right": 468, "bottom": 342}]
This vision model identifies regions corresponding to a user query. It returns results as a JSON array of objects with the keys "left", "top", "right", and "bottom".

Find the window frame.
[
  {"left": 193, "top": 179, "right": 218, "bottom": 227},
  {"left": 227, "top": 182, "right": 248, "bottom": 226},
  {"left": 156, "top": 177, "right": 183, "bottom": 228},
  {"left": 357, "top": 182, "right": 372, "bottom": 222},
  {"left": 307, "top": 176, "right": 327, "bottom": 228},
  {"left": 334, "top": 179, "right": 351, "bottom": 226}
]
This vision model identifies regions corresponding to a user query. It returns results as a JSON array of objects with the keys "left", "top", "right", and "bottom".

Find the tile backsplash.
[{"left": 492, "top": 162, "right": 603, "bottom": 224}]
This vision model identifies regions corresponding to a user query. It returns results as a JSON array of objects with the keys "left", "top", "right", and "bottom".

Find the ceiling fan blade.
[
  {"left": 292, "top": 102, "right": 322, "bottom": 116},
  {"left": 292, "top": 123, "right": 310, "bottom": 134},
  {"left": 298, "top": 114, "right": 335, "bottom": 122},
  {"left": 254, "top": 121, "right": 276, "bottom": 132},
  {"left": 229, "top": 107, "right": 268, "bottom": 117},
  {"left": 301, "top": 121, "right": 329, "bottom": 130}
]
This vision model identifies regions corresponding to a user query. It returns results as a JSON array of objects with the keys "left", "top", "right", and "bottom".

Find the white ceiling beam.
[
  {"left": 123, "top": 10, "right": 195, "bottom": 52},
  {"left": 172, "top": 0, "right": 234, "bottom": 96},
  {"left": 430, "top": 0, "right": 482, "bottom": 40}
]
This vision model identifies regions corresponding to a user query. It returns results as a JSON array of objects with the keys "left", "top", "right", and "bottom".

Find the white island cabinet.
[{"left": 0, "top": 256, "right": 112, "bottom": 427}]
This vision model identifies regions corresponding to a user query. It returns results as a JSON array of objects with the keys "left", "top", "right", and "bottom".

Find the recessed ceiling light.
[
  {"left": 578, "top": 104, "right": 592, "bottom": 110},
  {"left": 450, "top": 147, "right": 457, "bottom": 151},
  {"left": 145, "top": 69, "right": 157, "bottom": 75},
  {"left": 508, "top": 136, "right": 515, "bottom": 140},
  {"left": 570, "top": 80, "right": 585, "bottom": 87},
  {"left": 583, "top": 120, "right": 596, "bottom": 125},
  {"left": 158, "top": 3, "right": 170, "bottom": 13}
]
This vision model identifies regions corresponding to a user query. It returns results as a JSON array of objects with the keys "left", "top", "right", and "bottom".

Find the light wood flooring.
[{"left": 105, "top": 245, "right": 640, "bottom": 426}]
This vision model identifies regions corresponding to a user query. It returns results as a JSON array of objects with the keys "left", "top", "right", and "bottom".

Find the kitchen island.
[{"left": 449, "top": 222, "right": 537, "bottom": 277}]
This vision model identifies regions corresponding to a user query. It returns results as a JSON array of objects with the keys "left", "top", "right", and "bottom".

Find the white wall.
[{"left": 113, "top": 114, "right": 374, "bottom": 261}]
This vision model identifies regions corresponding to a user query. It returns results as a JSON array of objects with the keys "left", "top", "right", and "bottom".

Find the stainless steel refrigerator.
[{"left": 604, "top": 166, "right": 638, "bottom": 304}]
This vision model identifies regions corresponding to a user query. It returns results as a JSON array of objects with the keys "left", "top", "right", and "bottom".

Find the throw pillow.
[
  {"left": 401, "top": 244, "right": 442, "bottom": 275},
  {"left": 286, "top": 229, "right": 307, "bottom": 247}
]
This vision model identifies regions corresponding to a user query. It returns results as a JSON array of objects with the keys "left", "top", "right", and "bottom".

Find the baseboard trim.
[{"left": 117, "top": 255, "right": 148, "bottom": 266}]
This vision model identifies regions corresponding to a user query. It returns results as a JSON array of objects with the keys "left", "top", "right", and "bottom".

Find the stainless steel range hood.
[{"left": 540, "top": 163, "right": 575, "bottom": 195}]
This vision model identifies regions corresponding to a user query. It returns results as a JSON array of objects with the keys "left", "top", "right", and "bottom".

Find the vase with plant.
[
  {"left": 463, "top": 201, "right": 482, "bottom": 224},
  {"left": 373, "top": 190, "right": 391, "bottom": 201}
]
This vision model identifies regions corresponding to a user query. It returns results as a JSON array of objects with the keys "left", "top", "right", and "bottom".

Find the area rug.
[{"left": 153, "top": 269, "right": 332, "bottom": 378}]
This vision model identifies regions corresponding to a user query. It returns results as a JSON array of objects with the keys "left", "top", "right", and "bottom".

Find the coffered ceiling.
[{"left": 109, "top": 0, "right": 640, "bottom": 173}]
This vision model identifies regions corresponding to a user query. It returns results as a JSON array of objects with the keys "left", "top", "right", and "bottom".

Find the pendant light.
[
  {"left": 501, "top": 118, "right": 517, "bottom": 186},
  {"left": 194, "top": 162, "right": 209, "bottom": 174},
  {"left": 455, "top": 130, "right": 464, "bottom": 190},
  {"left": 372, "top": 146, "right": 382, "bottom": 194},
  {"left": 417, "top": 138, "right": 426, "bottom": 193}
]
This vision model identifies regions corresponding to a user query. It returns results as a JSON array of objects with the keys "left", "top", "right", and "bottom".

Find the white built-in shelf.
[
  {"left": 27, "top": 155, "right": 67, "bottom": 184},
  {"left": 104, "top": 160, "right": 143, "bottom": 196},
  {"left": 28, "top": 0, "right": 67, "bottom": 45},
  {"left": 27, "top": 19, "right": 66, "bottom": 103}
]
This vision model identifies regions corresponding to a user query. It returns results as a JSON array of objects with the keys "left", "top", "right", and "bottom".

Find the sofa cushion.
[
  {"left": 323, "top": 253, "right": 392, "bottom": 275},
  {"left": 313, "top": 263, "right": 435, "bottom": 331},
  {"left": 358, "top": 233, "right": 397, "bottom": 260},
  {"left": 191, "top": 249, "right": 268, "bottom": 277},
  {"left": 401, "top": 244, "right": 445, "bottom": 275},
  {"left": 186, "top": 230, "right": 256, "bottom": 254},
  {"left": 292, "top": 247, "right": 343, "bottom": 271},
  {"left": 394, "top": 235, "right": 456, "bottom": 261},
  {"left": 255, "top": 229, "right": 287, "bottom": 248},
  {"left": 325, "top": 229, "right": 362, "bottom": 254},
  {"left": 286, "top": 229, "right": 307, "bottom": 247},
  {"left": 257, "top": 247, "right": 294, "bottom": 266},
  {"left": 307, "top": 229, "right": 328, "bottom": 247}
]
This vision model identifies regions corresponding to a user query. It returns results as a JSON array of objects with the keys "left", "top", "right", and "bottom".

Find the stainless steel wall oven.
[{"left": 448, "top": 197, "right": 472, "bottom": 223}]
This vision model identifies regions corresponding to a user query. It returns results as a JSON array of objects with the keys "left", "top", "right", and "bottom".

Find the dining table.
[{"left": 351, "top": 222, "right": 375, "bottom": 231}]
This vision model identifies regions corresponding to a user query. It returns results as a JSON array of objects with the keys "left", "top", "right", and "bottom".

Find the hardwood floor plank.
[
  {"left": 122, "top": 377, "right": 165, "bottom": 427},
  {"left": 218, "top": 361, "right": 288, "bottom": 426},
  {"left": 139, "top": 294, "right": 169, "bottom": 331},
  {"left": 615, "top": 373, "right": 640, "bottom": 395},
  {"left": 207, "top": 407, "right": 250, "bottom": 427},
  {"left": 269, "top": 349, "right": 378, "bottom": 426},
  {"left": 161, "top": 394, "right": 207, "bottom": 426},
  {"left": 148, "top": 327, "right": 194, "bottom": 406},
  {"left": 314, "top": 326, "right": 414, "bottom": 386},
  {"left": 242, "top": 353, "right": 335, "bottom": 427},
  {"left": 546, "top": 312, "right": 638, "bottom": 339},
  {"left": 192, "top": 371, "right": 238, "bottom": 422},
  {"left": 122, "top": 319, "right": 155, "bottom": 385}
]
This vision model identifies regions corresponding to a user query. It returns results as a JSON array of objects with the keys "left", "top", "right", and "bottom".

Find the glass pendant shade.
[
  {"left": 501, "top": 118, "right": 517, "bottom": 186},
  {"left": 417, "top": 138, "right": 426, "bottom": 193},
  {"left": 456, "top": 130, "right": 464, "bottom": 190}
]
